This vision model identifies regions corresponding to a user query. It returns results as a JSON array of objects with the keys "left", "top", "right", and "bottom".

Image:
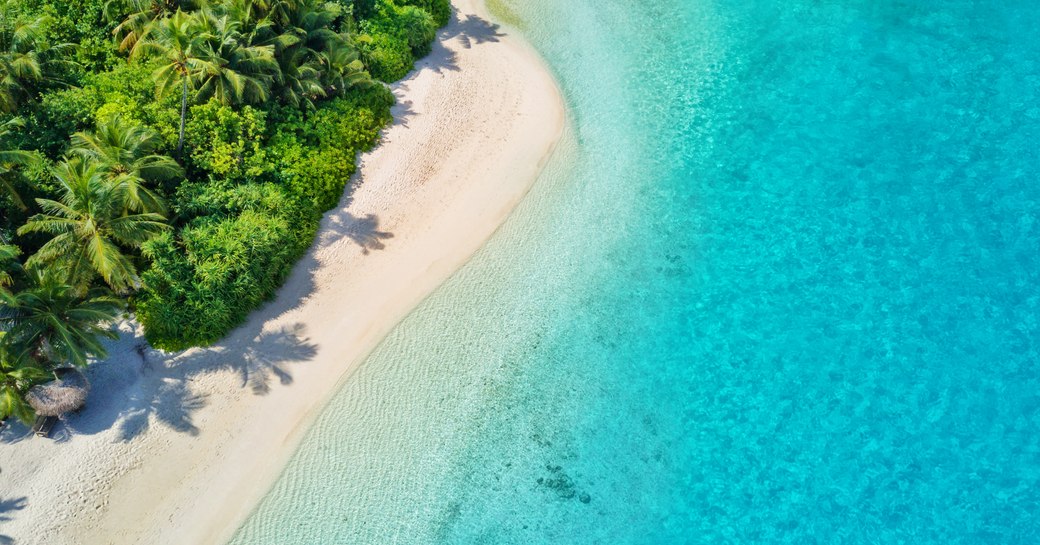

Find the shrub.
[
  {"left": 18, "top": 0, "right": 116, "bottom": 72},
  {"left": 137, "top": 183, "right": 316, "bottom": 350},
  {"left": 26, "top": 62, "right": 181, "bottom": 157},
  {"left": 397, "top": 0, "right": 451, "bottom": 27},
  {"left": 24, "top": 87, "right": 102, "bottom": 157},
  {"left": 20, "top": 0, "right": 112, "bottom": 44},
  {"left": 355, "top": 0, "right": 445, "bottom": 80},
  {"left": 356, "top": 31, "right": 414, "bottom": 81},
  {"left": 349, "top": 0, "right": 378, "bottom": 20},
  {"left": 138, "top": 87, "right": 392, "bottom": 350},
  {"left": 84, "top": 62, "right": 183, "bottom": 150},
  {"left": 184, "top": 101, "right": 272, "bottom": 183},
  {"left": 270, "top": 87, "right": 393, "bottom": 210},
  {"left": 393, "top": 5, "right": 437, "bottom": 57},
  {"left": 272, "top": 140, "right": 357, "bottom": 212},
  {"left": 0, "top": 152, "right": 50, "bottom": 232}
]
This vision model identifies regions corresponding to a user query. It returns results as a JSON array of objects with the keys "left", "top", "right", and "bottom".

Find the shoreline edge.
[{"left": 0, "top": 1, "right": 566, "bottom": 543}]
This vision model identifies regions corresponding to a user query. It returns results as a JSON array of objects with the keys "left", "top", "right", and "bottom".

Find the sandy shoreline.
[{"left": 0, "top": 1, "right": 564, "bottom": 543}]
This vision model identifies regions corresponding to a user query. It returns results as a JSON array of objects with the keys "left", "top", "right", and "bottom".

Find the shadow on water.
[{"left": 0, "top": 497, "right": 26, "bottom": 544}]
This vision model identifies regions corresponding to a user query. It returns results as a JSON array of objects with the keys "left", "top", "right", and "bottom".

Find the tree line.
[{"left": 0, "top": 0, "right": 450, "bottom": 423}]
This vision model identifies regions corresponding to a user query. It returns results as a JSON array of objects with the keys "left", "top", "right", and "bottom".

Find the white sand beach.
[{"left": 0, "top": 1, "right": 564, "bottom": 543}]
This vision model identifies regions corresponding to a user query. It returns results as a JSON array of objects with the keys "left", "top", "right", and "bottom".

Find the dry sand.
[{"left": 0, "top": 1, "right": 564, "bottom": 543}]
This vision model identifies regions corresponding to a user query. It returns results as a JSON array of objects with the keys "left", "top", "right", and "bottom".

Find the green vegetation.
[{"left": 0, "top": 0, "right": 450, "bottom": 423}]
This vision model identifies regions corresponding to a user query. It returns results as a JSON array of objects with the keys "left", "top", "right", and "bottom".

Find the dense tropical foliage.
[{"left": 0, "top": 0, "right": 450, "bottom": 422}]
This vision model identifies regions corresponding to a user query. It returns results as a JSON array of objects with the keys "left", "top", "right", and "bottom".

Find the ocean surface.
[{"left": 229, "top": 1, "right": 1040, "bottom": 543}]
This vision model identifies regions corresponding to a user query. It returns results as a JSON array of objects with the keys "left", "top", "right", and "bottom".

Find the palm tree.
[
  {"left": 0, "top": 271, "right": 122, "bottom": 368},
  {"left": 71, "top": 114, "right": 182, "bottom": 181},
  {"left": 0, "top": 243, "right": 18, "bottom": 289},
  {"left": 0, "top": 11, "right": 46, "bottom": 113},
  {"left": 106, "top": 0, "right": 197, "bottom": 52},
  {"left": 0, "top": 117, "right": 35, "bottom": 212},
  {"left": 132, "top": 9, "right": 209, "bottom": 154},
  {"left": 0, "top": 342, "right": 46, "bottom": 423},
  {"left": 285, "top": 2, "right": 341, "bottom": 53},
  {"left": 222, "top": 0, "right": 281, "bottom": 43},
  {"left": 318, "top": 39, "right": 371, "bottom": 97},
  {"left": 0, "top": 9, "right": 74, "bottom": 113},
  {"left": 264, "top": 2, "right": 370, "bottom": 107},
  {"left": 17, "top": 158, "right": 169, "bottom": 294},
  {"left": 71, "top": 114, "right": 182, "bottom": 214},
  {"left": 271, "top": 43, "right": 324, "bottom": 108},
  {"left": 192, "top": 7, "right": 279, "bottom": 106}
]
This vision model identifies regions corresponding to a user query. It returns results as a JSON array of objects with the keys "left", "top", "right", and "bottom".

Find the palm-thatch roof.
[{"left": 25, "top": 368, "right": 91, "bottom": 417}]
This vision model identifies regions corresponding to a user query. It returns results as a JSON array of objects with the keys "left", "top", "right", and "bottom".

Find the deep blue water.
[{"left": 230, "top": 1, "right": 1040, "bottom": 543}]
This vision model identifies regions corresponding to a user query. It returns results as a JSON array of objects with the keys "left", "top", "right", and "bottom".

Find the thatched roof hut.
[{"left": 26, "top": 368, "right": 91, "bottom": 417}]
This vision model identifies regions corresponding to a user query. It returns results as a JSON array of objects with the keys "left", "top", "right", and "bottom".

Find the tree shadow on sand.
[
  {"left": 323, "top": 211, "right": 394, "bottom": 255},
  {"left": 446, "top": 11, "right": 505, "bottom": 49},
  {"left": 388, "top": 90, "right": 418, "bottom": 127},
  {"left": 0, "top": 497, "right": 27, "bottom": 545},
  {"left": 56, "top": 323, "right": 318, "bottom": 442},
  {"left": 46, "top": 166, "right": 397, "bottom": 442},
  {"left": 412, "top": 8, "right": 506, "bottom": 75},
  {"left": 1, "top": 184, "right": 394, "bottom": 444},
  {"left": 112, "top": 325, "right": 317, "bottom": 441},
  {"left": 0, "top": 326, "right": 320, "bottom": 446}
]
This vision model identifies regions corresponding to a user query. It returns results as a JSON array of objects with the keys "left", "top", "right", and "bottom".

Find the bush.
[
  {"left": 356, "top": 31, "right": 414, "bottom": 81},
  {"left": 358, "top": 2, "right": 438, "bottom": 72},
  {"left": 24, "top": 87, "right": 102, "bottom": 157},
  {"left": 25, "top": 62, "right": 181, "bottom": 158},
  {"left": 397, "top": 0, "right": 451, "bottom": 27},
  {"left": 0, "top": 152, "right": 50, "bottom": 232},
  {"left": 354, "top": 0, "right": 445, "bottom": 81},
  {"left": 184, "top": 101, "right": 272, "bottom": 183},
  {"left": 392, "top": 5, "right": 437, "bottom": 57},
  {"left": 20, "top": 0, "right": 112, "bottom": 44},
  {"left": 349, "top": 0, "right": 378, "bottom": 20},
  {"left": 138, "top": 87, "right": 392, "bottom": 350},
  {"left": 19, "top": 0, "right": 117, "bottom": 73},
  {"left": 76, "top": 35, "right": 121, "bottom": 72},
  {"left": 84, "top": 62, "right": 183, "bottom": 150},
  {"left": 270, "top": 87, "right": 393, "bottom": 210},
  {"left": 137, "top": 183, "right": 316, "bottom": 350}
]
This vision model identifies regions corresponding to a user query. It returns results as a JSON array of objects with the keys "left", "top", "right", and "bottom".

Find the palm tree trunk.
[{"left": 177, "top": 76, "right": 188, "bottom": 156}]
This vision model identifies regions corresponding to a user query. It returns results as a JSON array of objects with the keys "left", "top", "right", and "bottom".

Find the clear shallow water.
[{"left": 230, "top": 1, "right": 1040, "bottom": 543}]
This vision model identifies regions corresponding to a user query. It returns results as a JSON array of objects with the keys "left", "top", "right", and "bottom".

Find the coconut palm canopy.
[{"left": 25, "top": 368, "right": 90, "bottom": 417}]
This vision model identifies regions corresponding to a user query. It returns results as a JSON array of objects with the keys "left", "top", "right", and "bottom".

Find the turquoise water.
[{"left": 230, "top": 1, "right": 1040, "bottom": 543}]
